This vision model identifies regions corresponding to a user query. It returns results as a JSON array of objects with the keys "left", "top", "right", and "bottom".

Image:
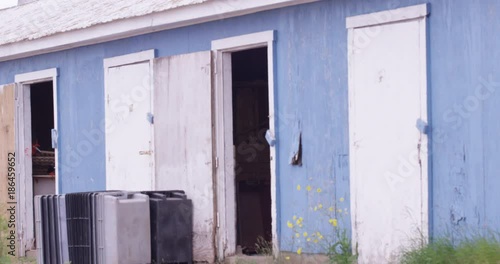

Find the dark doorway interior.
[
  {"left": 232, "top": 47, "right": 272, "bottom": 255},
  {"left": 30, "top": 81, "right": 56, "bottom": 196}
]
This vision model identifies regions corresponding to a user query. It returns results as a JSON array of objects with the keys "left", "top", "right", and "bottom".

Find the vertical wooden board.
[
  {"left": 348, "top": 19, "right": 428, "bottom": 263},
  {"left": 0, "top": 84, "right": 17, "bottom": 258},
  {"left": 105, "top": 62, "right": 154, "bottom": 191},
  {"left": 154, "top": 51, "right": 214, "bottom": 263}
]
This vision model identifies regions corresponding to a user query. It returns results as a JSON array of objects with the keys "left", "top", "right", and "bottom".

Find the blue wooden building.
[{"left": 0, "top": 0, "right": 498, "bottom": 263}]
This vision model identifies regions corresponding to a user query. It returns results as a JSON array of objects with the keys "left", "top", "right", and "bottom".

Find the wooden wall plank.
[{"left": 0, "top": 84, "right": 17, "bottom": 258}]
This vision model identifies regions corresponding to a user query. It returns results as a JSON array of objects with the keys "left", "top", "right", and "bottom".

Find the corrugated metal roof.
[{"left": 0, "top": 0, "right": 208, "bottom": 46}]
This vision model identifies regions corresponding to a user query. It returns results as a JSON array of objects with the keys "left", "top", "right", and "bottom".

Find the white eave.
[{"left": 0, "top": 0, "right": 318, "bottom": 62}]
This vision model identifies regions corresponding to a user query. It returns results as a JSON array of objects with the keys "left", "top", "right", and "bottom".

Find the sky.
[{"left": 0, "top": 0, "right": 17, "bottom": 9}]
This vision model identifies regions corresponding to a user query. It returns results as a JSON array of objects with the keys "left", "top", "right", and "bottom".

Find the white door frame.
[
  {"left": 14, "top": 68, "right": 59, "bottom": 256},
  {"left": 346, "top": 3, "right": 429, "bottom": 258},
  {"left": 211, "top": 30, "right": 277, "bottom": 259},
  {"left": 103, "top": 49, "right": 156, "bottom": 190}
]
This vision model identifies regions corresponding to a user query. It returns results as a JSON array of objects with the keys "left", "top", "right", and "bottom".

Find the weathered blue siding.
[{"left": 1, "top": 0, "right": 500, "bottom": 253}]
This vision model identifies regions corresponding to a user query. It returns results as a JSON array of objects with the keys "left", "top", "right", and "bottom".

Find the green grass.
[
  {"left": 0, "top": 214, "right": 12, "bottom": 264},
  {"left": 327, "top": 230, "right": 358, "bottom": 264},
  {"left": 401, "top": 236, "right": 500, "bottom": 264}
]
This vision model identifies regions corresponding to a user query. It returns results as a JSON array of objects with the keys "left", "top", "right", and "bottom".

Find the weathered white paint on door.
[
  {"left": 154, "top": 51, "right": 214, "bottom": 263},
  {"left": 105, "top": 60, "right": 154, "bottom": 191},
  {"left": 347, "top": 5, "right": 428, "bottom": 263}
]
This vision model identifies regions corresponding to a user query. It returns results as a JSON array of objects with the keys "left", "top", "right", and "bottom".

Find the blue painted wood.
[{"left": 1, "top": 0, "right": 500, "bottom": 253}]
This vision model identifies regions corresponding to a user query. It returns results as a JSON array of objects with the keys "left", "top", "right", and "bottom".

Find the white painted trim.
[
  {"left": 212, "top": 30, "right": 278, "bottom": 260},
  {"left": 14, "top": 68, "right": 57, "bottom": 84},
  {"left": 0, "top": 0, "right": 317, "bottom": 62},
  {"left": 418, "top": 16, "right": 429, "bottom": 243},
  {"left": 346, "top": 27, "right": 357, "bottom": 254},
  {"left": 14, "top": 68, "right": 58, "bottom": 256},
  {"left": 103, "top": 50, "right": 156, "bottom": 190},
  {"left": 103, "top": 49, "right": 155, "bottom": 69},
  {"left": 211, "top": 31, "right": 275, "bottom": 51},
  {"left": 346, "top": 3, "right": 428, "bottom": 29}
]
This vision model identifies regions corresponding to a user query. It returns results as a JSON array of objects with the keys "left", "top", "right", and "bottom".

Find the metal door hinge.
[
  {"left": 51, "top": 129, "right": 58, "bottom": 149},
  {"left": 216, "top": 212, "right": 220, "bottom": 228},
  {"left": 147, "top": 112, "right": 154, "bottom": 124},
  {"left": 416, "top": 118, "right": 429, "bottom": 135}
]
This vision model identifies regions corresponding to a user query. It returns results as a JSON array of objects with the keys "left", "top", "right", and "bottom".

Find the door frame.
[
  {"left": 346, "top": 3, "right": 429, "bottom": 256},
  {"left": 103, "top": 49, "right": 156, "bottom": 190},
  {"left": 14, "top": 68, "right": 59, "bottom": 256},
  {"left": 211, "top": 30, "right": 277, "bottom": 259}
]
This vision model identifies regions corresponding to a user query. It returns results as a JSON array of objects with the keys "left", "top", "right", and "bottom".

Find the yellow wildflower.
[
  {"left": 297, "top": 247, "right": 302, "bottom": 255},
  {"left": 314, "top": 206, "right": 318, "bottom": 211},
  {"left": 339, "top": 197, "right": 345, "bottom": 202},
  {"left": 316, "top": 188, "right": 322, "bottom": 193},
  {"left": 329, "top": 218, "right": 338, "bottom": 227},
  {"left": 307, "top": 238, "right": 311, "bottom": 242},
  {"left": 297, "top": 185, "right": 301, "bottom": 191},
  {"left": 295, "top": 233, "right": 300, "bottom": 238},
  {"left": 287, "top": 221, "right": 293, "bottom": 228},
  {"left": 293, "top": 215, "right": 297, "bottom": 220},
  {"left": 306, "top": 185, "right": 312, "bottom": 191},
  {"left": 314, "top": 239, "right": 319, "bottom": 243},
  {"left": 329, "top": 207, "right": 334, "bottom": 212},
  {"left": 318, "top": 204, "right": 323, "bottom": 209},
  {"left": 303, "top": 232, "right": 308, "bottom": 237},
  {"left": 337, "top": 209, "right": 343, "bottom": 213}
]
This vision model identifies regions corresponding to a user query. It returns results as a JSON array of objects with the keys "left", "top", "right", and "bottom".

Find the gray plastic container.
[
  {"left": 102, "top": 193, "right": 151, "bottom": 264},
  {"left": 95, "top": 191, "right": 124, "bottom": 264},
  {"left": 35, "top": 196, "right": 44, "bottom": 264},
  {"left": 34, "top": 194, "right": 69, "bottom": 264},
  {"left": 56, "top": 195, "right": 69, "bottom": 263}
]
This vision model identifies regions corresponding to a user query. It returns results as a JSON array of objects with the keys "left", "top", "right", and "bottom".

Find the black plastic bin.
[
  {"left": 141, "top": 190, "right": 193, "bottom": 264},
  {"left": 66, "top": 192, "right": 93, "bottom": 264}
]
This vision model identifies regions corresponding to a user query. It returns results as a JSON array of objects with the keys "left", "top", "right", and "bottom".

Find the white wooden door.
[
  {"left": 347, "top": 5, "right": 428, "bottom": 263},
  {"left": 105, "top": 54, "right": 154, "bottom": 191},
  {"left": 154, "top": 51, "right": 214, "bottom": 263}
]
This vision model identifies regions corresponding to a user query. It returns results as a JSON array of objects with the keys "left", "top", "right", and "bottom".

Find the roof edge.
[{"left": 0, "top": 0, "right": 318, "bottom": 62}]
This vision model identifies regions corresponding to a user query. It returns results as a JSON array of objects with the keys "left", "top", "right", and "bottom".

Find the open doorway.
[
  {"left": 30, "top": 81, "right": 56, "bottom": 196},
  {"left": 15, "top": 68, "right": 58, "bottom": 256},
  {"left": 29, "top": 81, "right": 56, "bottom": 254},
  {"left": 232, "top": 47, "right": 272, "bottom": 255}
]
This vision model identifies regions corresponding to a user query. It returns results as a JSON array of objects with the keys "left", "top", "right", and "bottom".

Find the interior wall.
[{"left": 0, "top": 0, "right": 499, "bottom": 253}]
